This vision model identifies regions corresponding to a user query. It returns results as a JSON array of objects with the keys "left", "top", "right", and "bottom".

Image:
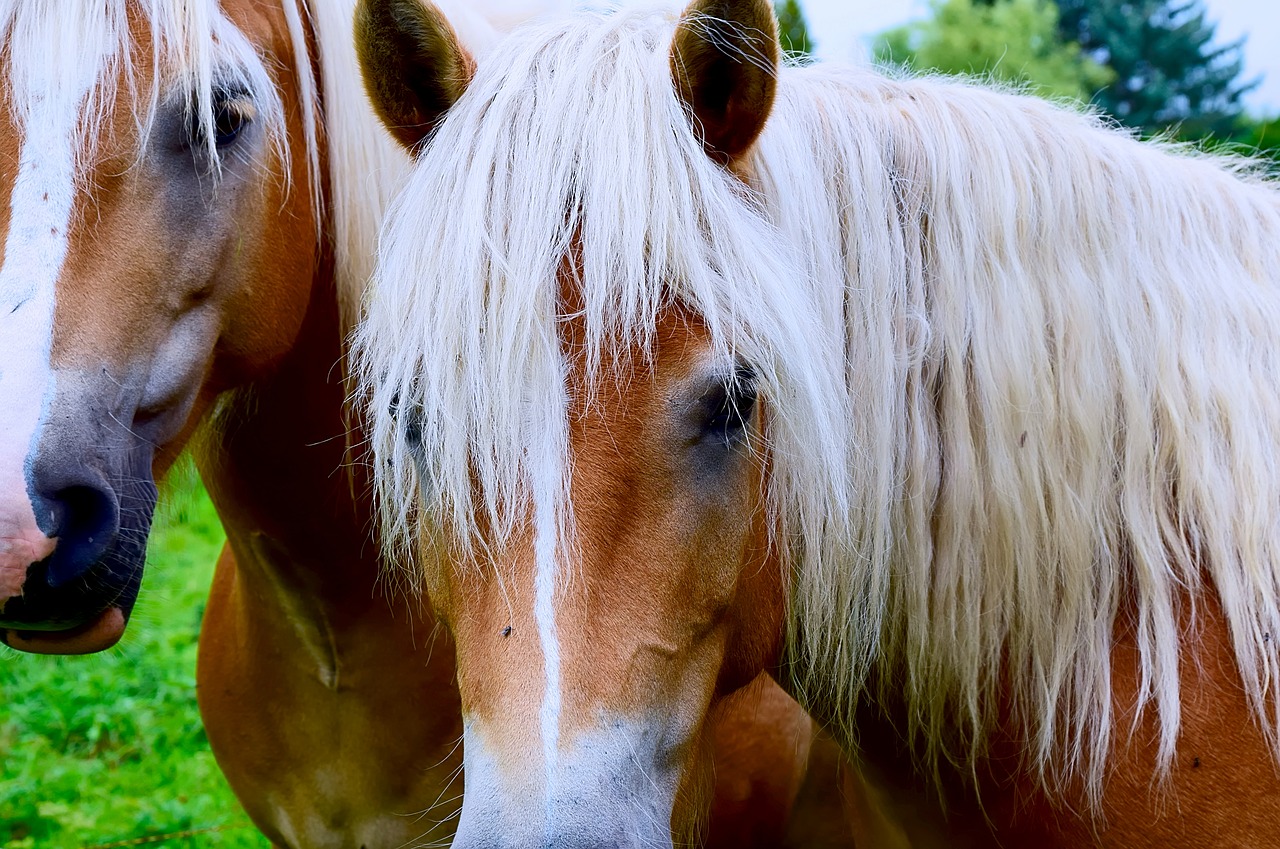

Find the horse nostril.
[{"left": 38, "top": 484, "right": 119, "bottom": 587}]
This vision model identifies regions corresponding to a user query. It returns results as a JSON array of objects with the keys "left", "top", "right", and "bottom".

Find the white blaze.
[
  {"left": 0, "top": 83, "right": 82, "bottom": 596},
  {"left": 533, "top": 487, "right": 562, "bottom": 825}
]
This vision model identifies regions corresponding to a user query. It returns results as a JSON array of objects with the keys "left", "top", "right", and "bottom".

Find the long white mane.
[
  {"left": 318, "top": 0, "right": 569, "bottom": 321},
  {"left": 357, "top": 6, "right": 1280, "bottom": 799}
]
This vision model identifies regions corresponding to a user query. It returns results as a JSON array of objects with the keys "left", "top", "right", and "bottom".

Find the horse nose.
[{"left": 30, "top": 466, "right": 119, "bottom": 586}]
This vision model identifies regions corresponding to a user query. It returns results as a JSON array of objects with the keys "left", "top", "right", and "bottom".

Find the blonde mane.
[
  {"left": 306, "top": 0, "right": 409, "bottom": 330},
  {"left": 319, "top": 0, "right": 566, "bottom": 325},
  {"left": 357, "top": 7, "right": 1280, "bottom": 800}
]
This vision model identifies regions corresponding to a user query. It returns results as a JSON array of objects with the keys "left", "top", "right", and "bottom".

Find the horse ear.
[
  {"left": 354, "top": 0, "right": 475, "bottom": 152},
  {"left": 670, "top": 0, "right": 780, "bottom": 165}
]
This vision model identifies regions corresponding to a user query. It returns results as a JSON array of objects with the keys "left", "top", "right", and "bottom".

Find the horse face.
[
  {"left": 412, "top": 309, "right": 785, "bottom": 848},
  {"left": 0, "top": 2, "right": 316, "bottom": 653}
]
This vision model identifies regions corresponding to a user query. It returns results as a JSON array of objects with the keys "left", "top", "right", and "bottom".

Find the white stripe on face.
[
  {"left": 0, "top": 82, "right": 81, "bottom": 601},
  {"left": 533, "top": 484, "right": 562, "bottom": 828}
]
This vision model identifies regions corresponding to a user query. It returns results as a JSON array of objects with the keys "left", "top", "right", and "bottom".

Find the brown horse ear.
[
  {"left": 670, "top": 0, "right": 780, "bottom": 166},
  {"left": 354, "top": 0, "right": 475, "bottom": 152}
]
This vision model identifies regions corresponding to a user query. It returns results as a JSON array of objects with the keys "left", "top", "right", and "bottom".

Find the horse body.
[
  {"left": 178, "top": 2, "right": 468, "bottom": 844},
  {"left": 357, "top": 1, "right": 1280, "bottom": 845}
]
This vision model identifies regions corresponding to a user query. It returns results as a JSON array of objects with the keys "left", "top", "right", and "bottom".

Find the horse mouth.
[{"left": 1, "top": 606, "right": 126, "bottom": 655}]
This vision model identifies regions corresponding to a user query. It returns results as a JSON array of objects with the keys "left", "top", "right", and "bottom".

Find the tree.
[
  {"left": 874, "top": 0, "right": 1112, "bottom": 104},
  {"left": 1056, "top": 0, "right": 1257, "bottom": 138},
  {"left": 776, "top": 0, "right": 814, "bottom": 59}
]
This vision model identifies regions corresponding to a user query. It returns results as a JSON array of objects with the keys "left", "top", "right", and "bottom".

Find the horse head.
[
  {"left": 357, "top": 1, "right": 815, "bottom": 844},
  {"left": 0, "top": 1, "right": 320, "bottom": 653}
]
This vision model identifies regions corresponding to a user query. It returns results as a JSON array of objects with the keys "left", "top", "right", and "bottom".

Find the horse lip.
[{"left": 1, "top": 606, "right": 126, "bottom": 655}]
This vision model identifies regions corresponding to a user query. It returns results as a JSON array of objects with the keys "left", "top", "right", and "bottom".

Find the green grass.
[{"left": 0, "top": 464, "right": 269, "bottom": 849}]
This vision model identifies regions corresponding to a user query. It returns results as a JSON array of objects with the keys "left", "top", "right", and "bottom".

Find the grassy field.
[{"left": 0, "top": 465, "right": 269, "bottom": 849}]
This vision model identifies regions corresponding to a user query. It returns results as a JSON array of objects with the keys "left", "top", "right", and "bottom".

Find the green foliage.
[
  {"left": 1238, "top": 118, "right": 1280, "bottom": 157},
  {"left": 1056, "top": 0, "right": 1256, "bottom": 139},
  {"left": 1212, "top": 116, "right": 1280, "bottom": 166},
  {"left": 775, "top": 0, "right": 813, "bottom": 59},
  {"left": 875, "top": 0, "right": 1113, "bottom": 104},
  {"left": 0, "top": 470, "right": 267, "bottom": 849}
]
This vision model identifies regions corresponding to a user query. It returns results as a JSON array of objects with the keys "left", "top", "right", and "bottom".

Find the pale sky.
[
  {"left": 800, "top": 0, "right": 1280, "bottom": 116},
  {"left": 501, "top": 0, "right": 1280, "bottom": 115}
]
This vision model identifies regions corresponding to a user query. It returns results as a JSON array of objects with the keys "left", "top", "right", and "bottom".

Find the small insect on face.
[{"left": 0, "top": 2, "right": 318, "bottom": 653}]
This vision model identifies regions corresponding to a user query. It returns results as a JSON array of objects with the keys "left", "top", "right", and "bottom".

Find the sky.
[
  {"left": 498, "top": 0, "right": 1280, "bottom": 115},
  {"left": 799, "top": 0, "right": 1280, "bottom": 116}
]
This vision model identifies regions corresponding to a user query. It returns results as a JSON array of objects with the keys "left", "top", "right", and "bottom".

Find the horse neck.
[
  {"left": 193, "top": 247, "right": 382, "bottom": 604},
  {"left": 187, "top": 0, "right": 399, "bottom": 608}
]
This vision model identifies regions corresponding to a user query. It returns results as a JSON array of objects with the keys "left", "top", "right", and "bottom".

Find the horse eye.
[
  {"left": 212, "top": 101, "right": 246, "bottom": 147},
  {"left": 388, "top": 392, "right": 424, "bottom": 453},
  {"left": 189, "top": 89, "right": 250, "bottom": 150},
  {"left": 701, "top": 367, "right": 758, "bottom": 445},
  {"left": 403, "top": 412, "right": 424, "bottom": 454}
]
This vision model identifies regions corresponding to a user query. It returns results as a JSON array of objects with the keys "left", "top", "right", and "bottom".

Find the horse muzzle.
[{"left": 0, "top": 449, "right": 157, "bottom": 655}]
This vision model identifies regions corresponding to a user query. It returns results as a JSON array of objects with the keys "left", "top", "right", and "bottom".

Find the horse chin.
[{"left": 1, "top": 606, "right": 126, "bottom": 655}]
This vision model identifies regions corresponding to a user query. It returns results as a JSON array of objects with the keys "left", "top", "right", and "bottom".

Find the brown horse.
[
  {"left": 0, "top": 1, "right": 825, "bottom": 846},
  {"left": 357, "top": 0, "right": 1280, "bottom": 846}
]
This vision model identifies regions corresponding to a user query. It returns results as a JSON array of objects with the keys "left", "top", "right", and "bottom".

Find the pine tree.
[
  {"left": 1056, "top": 0, "right": 1256, "bottom": 138},
  {"left": 776, "top": 0, "right": 813, "bottom": 59}
]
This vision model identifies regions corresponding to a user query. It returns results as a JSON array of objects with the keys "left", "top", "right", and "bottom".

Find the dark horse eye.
[
  {"left": 701, "top": 364, "right": 759, "bottom": 445},
  {"left": 189, "top": 88, "right": 250, "bottom": 150},
  {"left": 212, "top": 100, "right": 246, "bottom": 146}
]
